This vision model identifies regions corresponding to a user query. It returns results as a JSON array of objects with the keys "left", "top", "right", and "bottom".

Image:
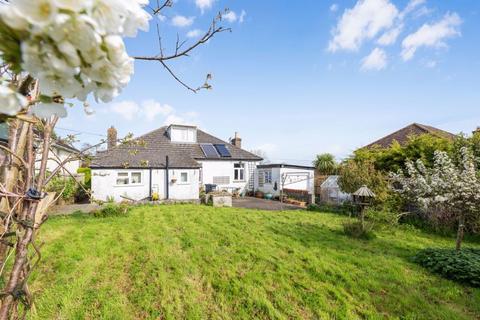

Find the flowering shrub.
[
  {"left": 0, "top": 82, "right": 28, "bottom": 115},
  {"left": 0, "top": 0, "right": 150, "bottom": 117},
  {"left": 391, "top": 147, "right": 480, "bottom": 250}
]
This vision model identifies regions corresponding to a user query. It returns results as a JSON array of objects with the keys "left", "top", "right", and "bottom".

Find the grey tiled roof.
[{"left": 91, "top": 126, "right": 262, "bottom": 169}]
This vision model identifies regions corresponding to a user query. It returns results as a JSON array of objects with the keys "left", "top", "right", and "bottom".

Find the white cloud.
[
  {"left": 195, "top": 0, "right": 215, "bottom": 13},
  {"left": 330, "top": 4, "right": 339, "bottom": 13},
  {"left": 425, "top": 60, "right": 437, "bottom": 68},
  {"left": 171, "top": 15, "right": 195, "bottom": 27},
  {"left": 361, "top": 47, "right": 387, "bottom": 71},
  {"left": 142, "top": 100, "right": 174, "bottom": 122},
  {"left": 110, "top": 101, "right": 140, "bottom": 120},
  {"left": 377, "top": 24, "right": 402, "bottom": 45},
  {"left": 186, "top": 29, "right": 203, "bottom": 38},
  {"left": 163, "top": 113, "right": 199, "bottom": 126},
  {"left": 110, "top": 100, "right": 178, "bottom": 122},
  {"left": 401, "top": 12, "right": 462, "bottom": 61},
  {"left": 400, "top": 0, "right": 426, "bottom": 19},
  {"left": 239, "top": 10, "right": 246, "bottom": 23},
  {"left": 328, "top": 0, "right": 398, "bottom": 52},
  {"left": 223, "top": 11, "right": 237, "bottom": 23}
]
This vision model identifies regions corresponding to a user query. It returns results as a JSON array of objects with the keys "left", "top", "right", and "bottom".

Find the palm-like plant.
[{"left": 313, "top": 153, "right": 337, "bottom": 175}]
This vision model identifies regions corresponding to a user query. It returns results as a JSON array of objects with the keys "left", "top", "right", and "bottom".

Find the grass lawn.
[{"left": 29, "top": 205, "right": 480, "bottom": 319}]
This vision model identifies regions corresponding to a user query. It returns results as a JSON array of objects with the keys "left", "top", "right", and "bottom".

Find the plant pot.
[{"left": 255, "top": 191, "right": 264, "bottom": 198}]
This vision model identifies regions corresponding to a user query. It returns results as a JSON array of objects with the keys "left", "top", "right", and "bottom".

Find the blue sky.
[{"left": 59, "top": 0, "right": 480, "bottom": 165}]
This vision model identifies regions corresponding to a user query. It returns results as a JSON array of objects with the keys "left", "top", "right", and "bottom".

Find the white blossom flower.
[
  {"left": 15, "top": 0, "right": 58, "bottom": 26},
  {"left": 55, "top": 0, "right": 92, "bottom": 12},
  {"left": 0, "top": 0, "right": 151, "bottom": 116},
  {"left": 0, "top": 5, "right": 28, "bottom": 30},
  {"left": 0, "top": 85, "right": 29, "bottom": 116}
]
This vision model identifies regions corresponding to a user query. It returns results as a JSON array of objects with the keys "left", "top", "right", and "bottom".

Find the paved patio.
[{"left": 232, "top": 197, "right": 305, "bottom": 211}]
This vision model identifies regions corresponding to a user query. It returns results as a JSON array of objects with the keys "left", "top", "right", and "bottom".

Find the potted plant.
[{"left": 255, "top": 191, "right": 264, "bottom": 198}]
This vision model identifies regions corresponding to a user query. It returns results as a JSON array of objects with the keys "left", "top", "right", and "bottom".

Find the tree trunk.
[
  {"left": 455, "top": 214, "right": 465, "bottom": 251},
  {"left": 0, "top": 122, "right": 52, "bottom": 319}
]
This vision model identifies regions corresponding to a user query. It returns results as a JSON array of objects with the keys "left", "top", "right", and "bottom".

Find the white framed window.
[
  {"left": 264, "top": 170, "right": 272, "bottom": 184},
  {"left": 179, "top": 171, "right": 190, "bottom": 184},
  {"left": 116, "top": 171, "right": 142, "bottom": 185},
  {"left": 116, "top": 172, "right": 129, "bottom": 185},
  {"left": 234, "top": 163, "right": 245, "bottom": 181}
]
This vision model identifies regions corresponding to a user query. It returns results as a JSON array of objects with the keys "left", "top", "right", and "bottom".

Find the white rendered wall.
[
  {"left": 198, "top": 160, "right": 258, "bottom": 193},
  {"left": 91, "top": 168, "right": 199, "bottom": 202},
  {"left": 36, "top": 147, "right": 81, "bottom": 176}
]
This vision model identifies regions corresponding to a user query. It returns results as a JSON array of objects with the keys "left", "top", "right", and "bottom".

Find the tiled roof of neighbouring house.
[
  {"left": 91, "top": 126, "right": 262, "bottom": 169},
  {"left": 364, "top": 123, "right": 457, "bottom": 149},
  {"left": 0, "top": 122, "right": 79, "bottom": 153}
]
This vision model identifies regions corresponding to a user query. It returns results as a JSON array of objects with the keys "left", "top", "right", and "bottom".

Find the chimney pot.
[
  {"left": 107, "top": 126, "right": 117, "bottom": 149},
  {"left": 231, "top": 132, "right": 242, "bottom": 148}
]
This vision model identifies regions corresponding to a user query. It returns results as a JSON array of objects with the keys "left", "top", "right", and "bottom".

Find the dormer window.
[{"left": 168, "top": 125, "right": 197, "bottom": 143}]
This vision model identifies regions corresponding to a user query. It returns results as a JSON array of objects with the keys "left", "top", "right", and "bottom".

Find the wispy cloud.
[
  {"left": 142, "top": 100, "right": 174, "bottom": 122},
  {"left": 110, "top": 101, "right": 139, "bottom": 121},
  {"left": 361, "top": 47, "right": 387, "bottom": 71},
  {"left": 328, "top": 0, "right": 398, "bottom": 52},
  {"left": 187, "top": 29, "right": 203, "bottom": 38},
  {"left": 401, "top": 12, "right": 462, "bottom": 61},
  {"left": 239, "top": 10, "right": 246, "bottom": 23},
  {"left": 377, "top": 24, "right": 403, "bottom": 45},
  {"left": 330, "top": 4, "right": 339, "bottom": 13},
  {"left": 195, "top": 0, "right": 215, "bottom": 13},
  {"left": 171, "top": 15, "right": 195, "bottom": 27}
]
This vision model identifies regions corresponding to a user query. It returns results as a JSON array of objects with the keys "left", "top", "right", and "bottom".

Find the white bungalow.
[{"left": 90, "top": 125, "right": 262, "bottom": 202}]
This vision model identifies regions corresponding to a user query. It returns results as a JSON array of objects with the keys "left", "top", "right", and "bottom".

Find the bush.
[
  {"left": 92, "top": 203, "right": 131, "bottom": 218},
  {"left": 414, "top": 248, "right": 480, "bottom": 287},
  {"left": 338, "top": 159, "right": 390, "bottom": 203},
  {"left": 77, "top": 167, "right": 91, "bottom": 188},
  {"left": 45, "top": 175, "right": 77, "bottom": 203},
  {"left": 343, "top": 221, "right": 376, "bottom": 240},
  {"left": 365, "top": 208, "right": 403, "bottom": 229}
]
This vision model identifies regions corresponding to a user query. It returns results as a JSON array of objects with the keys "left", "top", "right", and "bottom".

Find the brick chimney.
[
  {"left": 231, "top": 132, "right": 242, "bottom": 148},
  {"left": 107, "top": 126, "right": 117, "bottom": 149}
]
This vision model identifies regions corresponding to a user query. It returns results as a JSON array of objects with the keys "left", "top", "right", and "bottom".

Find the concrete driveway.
[{"left": 232, "top": 197, "right": 305, "bottom": 211}]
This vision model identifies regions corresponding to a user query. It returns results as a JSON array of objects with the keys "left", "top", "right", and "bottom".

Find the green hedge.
[{"left": 414, "top": 248, "right": 480, "bottom": 287}]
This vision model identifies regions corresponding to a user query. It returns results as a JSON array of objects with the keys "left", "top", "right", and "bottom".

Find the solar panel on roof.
[
  {"left": 200, "top": 144, "right": 220, "bottom": 158},
  {"left": 214, "top": 144, "right": 232, "bottom": 157}
]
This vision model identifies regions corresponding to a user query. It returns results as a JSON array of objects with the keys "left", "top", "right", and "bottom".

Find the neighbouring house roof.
[
  {"left": 364, "top": 123, "right": 457, "bottom": 149},
  {"left": 0, "top": 122, "right": 79, "bottom": 153},
  {"left": 91, "top": 126, "right": 262, "bottom": 169},
  {"left": 257, "top": 163, "right": 315, "bottom": 170},
  {"left": 52, "top": 140, "right": 80, "bottom": 153}
]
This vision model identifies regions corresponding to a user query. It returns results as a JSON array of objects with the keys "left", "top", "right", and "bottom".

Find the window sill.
[{"left": 114, "top": 184, "right": 144, "bottom": 187}]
